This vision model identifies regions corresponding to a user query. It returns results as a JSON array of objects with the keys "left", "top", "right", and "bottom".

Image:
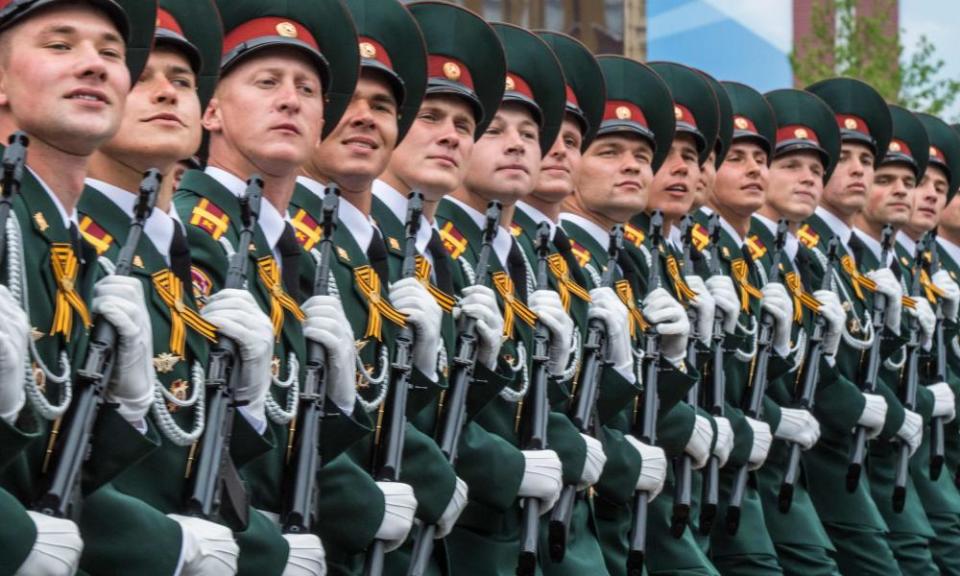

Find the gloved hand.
[
  {"left": 15, "top": 512, "right": 83, "bottom": 576},
  {"left": 587, "top": 287, "right": 633, "bottom": 374},
  {"left": 375, "top": 482, "right": 418, "bottom": 553},
  {"left": 684, "top": 275, "right": 716, "bottom": 344},
  {"left": 713, "top": 416, "right": 734, "bottom": 467},
  {"left": 529, "top": 289, "right": 575, "bottom": 376},
  {"left": 578, "top": 433, "right": 607, "bottom": 489},
  {"left": 813, "top": 290, "right": 844, "bottom": 358},
  {"left": 92, "top": 275, "right": 155, "bottom": 424},
  {"left": 685, "top": 414, "right": 714, "bottom": 469},
  {"left": 167, "top": 514, "right": 239, "bottom": 576},
  {"left": 929, "top": 382, "right": 956, "bottom": 422},
  {"left": 858, "top": 393, "right": 888, "bottom": 439},
  {"left": 760, "top": 282, "right": 794, "bottom": 354},
  {"left": 518, "top": 449, "right": 563, "bottom": 513},
  {"left": 282, "top": 534, "right": 326, "bottom": 576},
  {"left": 774, "top": 408, "right": 821, "bottom": 450},
  {"left": 302, "top": 295, "right": 357, "bottom": 411},
  {"left": 933, "top": 269, "right": 960, "bottom": 321},
  {"left": 389, "top": 278, "right": 442, "bottom": 381},
  {"left": 624, "top": 435, "right": 666, "bottom": 501},
  {"left": 897, "top": 409, "right": 923, "bottom": 457},
  {"left": 0, "top": 285, "right": 28, "bottom": 425},
  {"left": 866, "top": 269, "right": 903, "bottom": 334},
  {"left": 436, "top": 476, "right": 469, "bottom": 539},
  {"left": 746, "top": 417, "right": 772, "bottom": 470},
  {"left": 454, "top": 285, "right": 504, "bottom": 370},
  {"left": 642, "top": 287, "right": 689, "bottom": 364},
  {"left": 202, "top": 289, "right": 274, "bottom": 422},
  {"left": 906, "top": 298, "right": 935, "bottom": 350},
  {"left": 706, "top": 275, "right": 739, "bottom": 334}
]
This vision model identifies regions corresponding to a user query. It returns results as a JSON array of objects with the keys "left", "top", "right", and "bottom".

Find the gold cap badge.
[
  {"left": 889, "top": 141, "right": 901, "bottom": 152},
  {"left": 674, "top": 105, "right": 683, "bottom": 120},
  {"left": 844, "top": 117, "right": 858, "bottom": 130},
  {"left": 794, "top": 128, "right": 808, "bottom": 139},
  {"left": 442, "top": 61, "right": 461, "bottom": 81},
  {"left": 505, "top": 75, "right": 515, "bottom": 91},
  {"left": 359, "top": 42, "right": 376, "bottom": 59},
  {"left": 616, "top": 105, "right": 631, "bottom": 120},
  {"left": 735, "top": 116, "right": 748, "bottom": 129},
  {"left": 276, "top": 22, "right": 298, "bottom": 38}
]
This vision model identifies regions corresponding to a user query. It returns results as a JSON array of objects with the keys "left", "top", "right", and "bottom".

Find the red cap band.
[
  {"left": 504, "top": 72, "right": 534, "bottom": 101},
  {"left": 565, "top": 85, "right": 579, "bottom": 109},
  {"left": 156, "top": 8, "right": 183, "bottom": 36},
  {"left": 674, "top": 103, "right": 697, "bottom": 128},
  {"left": 223, "top": 17, "right": 319, "bottom": 57},
  {"left": 930, "top": 145, "right": 946, "bottom": 164},
  {"left": 776, "top": 124, "right": 820, "bottom": 145},
  {"left": 358, "top": 36, "right": 393, "bottom": 71},
  {"left": 733, "top": 115, "right": 759, "bottom": 134},
  {"left": 427, "top": 55, "right": 474, "bottom": 90},
  {"left": 603, "top": 100, "right": 649, "bottom": 127},
  {"left": 836, "top": 114, "right": 871, "bottom": 137}
]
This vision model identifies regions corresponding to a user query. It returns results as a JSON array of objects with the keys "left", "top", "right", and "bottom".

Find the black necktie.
[
  {"left": 553, "top": 227, "right": 579, "bottom": 273},
  {"left": 847, "top": 233, "right": 867, "bottom": 265},
  {"left": 507, "top": 241, "right": 529, "bottom": 301},
  {"left": 277, "top": 223, "right": 302, "bottom": 302},
  {"left": 68, "top": 222, "right": 83, "bottom": 262},
  {"left": 427, "top": 229, "right": 454, "bottom": 295},
  {"left": 795, "top": 249, "right": 814, "bottom": 292},
  {"left": 169, "top": 224, "right": 192, "bottom": 290},
  {"left": 367, "top": 228, "right": 390, "bottom": 286}
]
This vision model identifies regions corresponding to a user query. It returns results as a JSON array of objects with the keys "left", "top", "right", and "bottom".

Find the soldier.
[{"left": 0, "top": 1, "right": 158, "bottom": 575}]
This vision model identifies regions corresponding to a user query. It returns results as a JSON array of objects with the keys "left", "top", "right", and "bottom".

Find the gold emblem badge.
[
  {"left": 271, "top": 356, "right": 281, "bottom": 377},
  {"left": 615, "top": 106, "right": 631, "bottom": 120},
  {"left": 735, "top": 116, "right": 748, "bottom": 130},
  {"left": 167, "top": 379, "right": 189, "bottom": 413},
  {"left": 356, "top": 364, "right": 375, "bottom": 389},
  {"left": 359, "top": 42, "right": 377, "bottom": 59},
  {"left": 848, "top": 317, "right": 862, "bottom": 334},
  {"left": 388, "top": 237, "right": 400, "bottom": 251},
  {"left": 442, "top": 61, "right": 461, "bottom": 81},
  {"left": 844, "top": 118, "right": 858, "bottom": 130},
  {"left": 931, "top": 146, "right": 942, "bottom": 158},
  {"left": 33, "top": 212, "right": 49, "bottom": 232},
  {"left": 32, "top": 363, "right": 45, "bottom": 393},
  {"left": 722, "top": 246, "right": 731, "bottom": 258},
  {"left": 133, "top": 255, "right": 144, "bottom": 269},
  {"left": 153, "top": 352, "right": 181, "bottom": 374},
  {"left": 30, "top": 327, "right": 43, "bottom": 342},
  {"left": 337, "top": 247, "right": 350, "bottom": 262},
  {"left": 889, "top": 141, "right": 901, "bottom": 152},
  {"left": 794, "top": 128, "right": 808, "bottom": 139},
  {"left": 276, "top": 22, "right": 298, "bottom": 38},
  {"left": 674, "top": 105, "right": 683, "bottom": 120},
  {"left": 505, "top": 75, "right": 516, "bottom": 91}
]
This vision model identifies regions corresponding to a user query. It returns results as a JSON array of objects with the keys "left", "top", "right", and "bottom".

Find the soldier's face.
[
  {"left": 383, "top": 95, "right": 475, "bottom": 203},
  {"left": 694, "top": 150, "right": 717, "bottom": 209},
  {"left": 0, "top": 5, "right": 130, "bottom": 155},
  {"left": 98, "top": 48, "right": 201, "bottom": 172},
  {"left": 532, "top": 116, "right": 583, "bottom": 204},
  {"left": 310, "top": 71, "right": 398, "bottom": 193},
  {"left": 907, "top": 164, "right": 948, "bottom": 234},
  {"left": 866, "top": 163, "right": 915, "bottom": 228},
  {"left": 648, "top": 133, "right": 700, "bottom": 220},
  {"left": 713, "top": 141, "right": 767, "bottom": 218},
  {"left": 463, "top": 103, "right": 540, "bottom": 205},
  {"left": 822, "top": 142, "right": 874, "bottom": 217},
  {"left": 940, "top": 192, "right": 960, "bottom": 237},
  {"left": 767, "top": 150, "right": 824, "bottom": 221},
  {"left": 575, "top": 133, "right": 654, "bottom": 222},
  {"left": 204, "top": 49, "right": 324, "bottom": 176}
]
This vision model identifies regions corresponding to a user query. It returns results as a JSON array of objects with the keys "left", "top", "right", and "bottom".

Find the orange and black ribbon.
[
  {"left": 491, "top": 271, "right": 537, "bottom": 339},
  {"left": 152, "top": 270, "right": 218, "bottom": 355},
  {"left": 614, "top": 279, "right": 649, "bottom": 337},
  {"left": 920, "top": 268, "right": 946, "bottom": 304},
  {"left": 354, "top": 265, "right": 407, "bottom": 341},
  {"left": 731, "top": 258, "right": 763, "bottom": 311},
  {"left": 784, "top": 272, "right": 822, "bottom": 322},
  {"left": 49, "top": 244, "right": 91, "bottom": 339},
  {"left": 414, "top": 256, "right": 455, "bottom": 313},
  {"left": 665, "top": 256, "right": 698, "bottom": 304},
  {"left": 840, "top": 255, "right": 877, "bottom": 301},
  {"left": 257, "top": 256, "right": 305, "bottom": 340},
  {"left": 547, "top": 253, "right": 591, "bottom": 311}
]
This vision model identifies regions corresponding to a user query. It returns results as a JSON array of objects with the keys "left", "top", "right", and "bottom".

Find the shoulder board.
[
  {"left": 692, "top": 223, "right": 710, "bottom": 252},
  {"left": 289, "top": 208, "right": 322, "bottom": 251},
  {"left": 510, "top": 223, "right": 522, "bottom": 238},
  {"left": 746, "top": 234, "right": 767, "bottom": 261},
  {"left": 569, "top": 239, "right": 591, "bottom": 268},
  {"left": 78, "top": 216, "right": 114, "bottom": 256},
  {"left": 797, "top": 224, "right": 820, "bottom": 249},
  {"left": 624, "top": 223, "right": 645, "bottom": 247},
  {"left": 189, "top": 198, "right": 230, "bottom": 241},
  {"left": 439, "top": 221, "right": 467, "bottom": 259}
]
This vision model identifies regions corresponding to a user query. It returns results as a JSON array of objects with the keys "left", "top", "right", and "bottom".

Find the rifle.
[
  {"left": 892, "top": 235, "right": 927, "bottom": 512},
  {"left": 847, "top": 224, "right": 894, "bottom": 492},
  {"left": 927, "top": 231, "right": 947, "bottom": 481},
  {"left": 699, "top": 212, "right": 726, "bottom": 534},
  {"left": 0, "top": 131, "right": 28, "bottom": 269},
  {"left": 516, "top": 222, "right": 554, "bottom": 576},
  {"left": 548, "top": 224, "right": 624, "bottom": 561},
  {"left": 35, "top": 169, "right": 160, "bottom": 518},
  {"left": 726, "top": 218, "right": 788, "bottom": 535},
  {"left": 283, "top": 185, "right": 339, "bottom": 535},
  {"left": 184, "top": 176, "right": 263, "bottom": 529},
  {"left": 364, "top": 191, "right": 424, "bottom": 576},
  {"left": 406, "top": 201, "right": 502, "bottom": 576},
  {"left": 779, "top": 237, "right": 840, "bottom": 512},
  {"left": 626, "top": 210, "right": 664, "bottom": 576}
]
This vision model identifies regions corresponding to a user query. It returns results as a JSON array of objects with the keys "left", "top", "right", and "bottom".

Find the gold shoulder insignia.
[
  {"left": 290, "top": 208, "right": 321, "bottom": 251},
  {"left": 510, "top": 223, "right": 522, "bottom": 237},
  {"left": 691, "top": 223, "right": 710, "bottom": 252},
  {"left": 439, "top": 221, "right": 467, "bottom": 259},
  {"left": 569, "top": 239, "right": 591, "bottom": 268},
  {"left": 624, "top": 223, "right": 645, "bottom": 247},
  {"left": 33, "top": 212, "right": 49, "bottom": 233},
  {"left": 746, "top": 234, "right": 767, "bottom": 261},
  {"left": 189, "top": 198, "right": 230, "bottom": 240},
  {"left": 78, "top": 216, "right": 114, "bottom": 255},
  {"left": 797, "top": 224, "right": 820, "bottom": 249}
]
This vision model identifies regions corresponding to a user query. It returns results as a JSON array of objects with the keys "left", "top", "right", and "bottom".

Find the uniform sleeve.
[{"left": 454, "top": 421, "right": 525, "bottom": 511}]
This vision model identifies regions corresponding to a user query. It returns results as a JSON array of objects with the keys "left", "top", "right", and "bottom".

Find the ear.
[
  {"left": 202, "top": 96, "right": 222, "bottom": 133},
  {"left": 0, "top": 62, "right": 10, "bottom": 108}
]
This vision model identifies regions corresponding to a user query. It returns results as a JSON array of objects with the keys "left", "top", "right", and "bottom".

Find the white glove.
[
  {"left": 685, "top": 415, "right": 714, "bottom": 469},
  {"left": 713, "top": 416, "right": 734, "bottom": 468},
  {"left": 813, "top": 290, "right": 844, "bottom": 358},
  {"left": 578, "top": 433, "right": 607, "bottom": 489},
  {"left": 774, "top": 408, "right": 821, "bottom": 450},
  {"left": 518, "top": 449, "right": 563, "bottom": 513},
  {"left": 685, "top": 275, "right": 716, "bottom": 344},
  {"left": 706, "top": 275, "right": 739, "bottom": 334},
  {"left": 454, "top": 285, "right": 504, "bottom": 370},
  {"left": 529, "top": 289, "right": 575, "bottom": 376},
  {"left": 587, "top": 287, "right": 633, "bottom": 374},
  {"left": 436, "top": 476, "right": 469, "bottom": 539},
  {"left": 167, "top": 514, "right": 239, "bottom": 576},
  {"left": 642, "top": 287, "right": 689, "bottom": 364},
  {"left": 897, "top": 409, "right": 923, "bottom": 457},
  {"left": 857, "top": 393, "right": 888, "bottom": 439},
  {"left": 0, "top": 285, "right": 28, "bottom": 425},
  {"left": 91, "top": 275, "right": 154, "bottom": 424},
  {"left": 15, "top": 512, "right": 83, "bottom": 576},
  {"left": 389, "top": 278, "right": 442, "bottom": 381},
  {"left": 375, "top": 482, "right": 418, "bottom": 553},
  {"left": 866, "top": 268, "right": 903, "bottom": 334},
  {"left": 906, "top": 298, "right": 935, "bottom": 350},
  {"left": 202, "top": 289, "right": 274, "bottom": 422},
  {"left": 760, "top": 282, "right": 794, "bottom": 354},
  {"left": 933, "top": 269, "right": 960, "bottom": 321},
  {"left": 302, "top": 295, "right": 357, "bottom": 411},
  {"left": 624, "top": 435, "right": 667, "bottom": 501},
  {"left": 929, "top": 382, "right": 956, "bottom": 423},
  {"left": 282, "top": 534, "right": 326, "bottom": 576},
  {"left": 746, "top": 417, "right": 772, "bottom": 470}
]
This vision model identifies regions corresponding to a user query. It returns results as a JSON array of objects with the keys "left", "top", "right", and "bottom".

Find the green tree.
[{"left": 791, "top": 0, "right": 960, "bottom": 119}]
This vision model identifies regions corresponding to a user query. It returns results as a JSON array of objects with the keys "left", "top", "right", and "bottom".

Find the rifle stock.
[{"left": 699, "top": 213, "right": 725, "bottom": 534}]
